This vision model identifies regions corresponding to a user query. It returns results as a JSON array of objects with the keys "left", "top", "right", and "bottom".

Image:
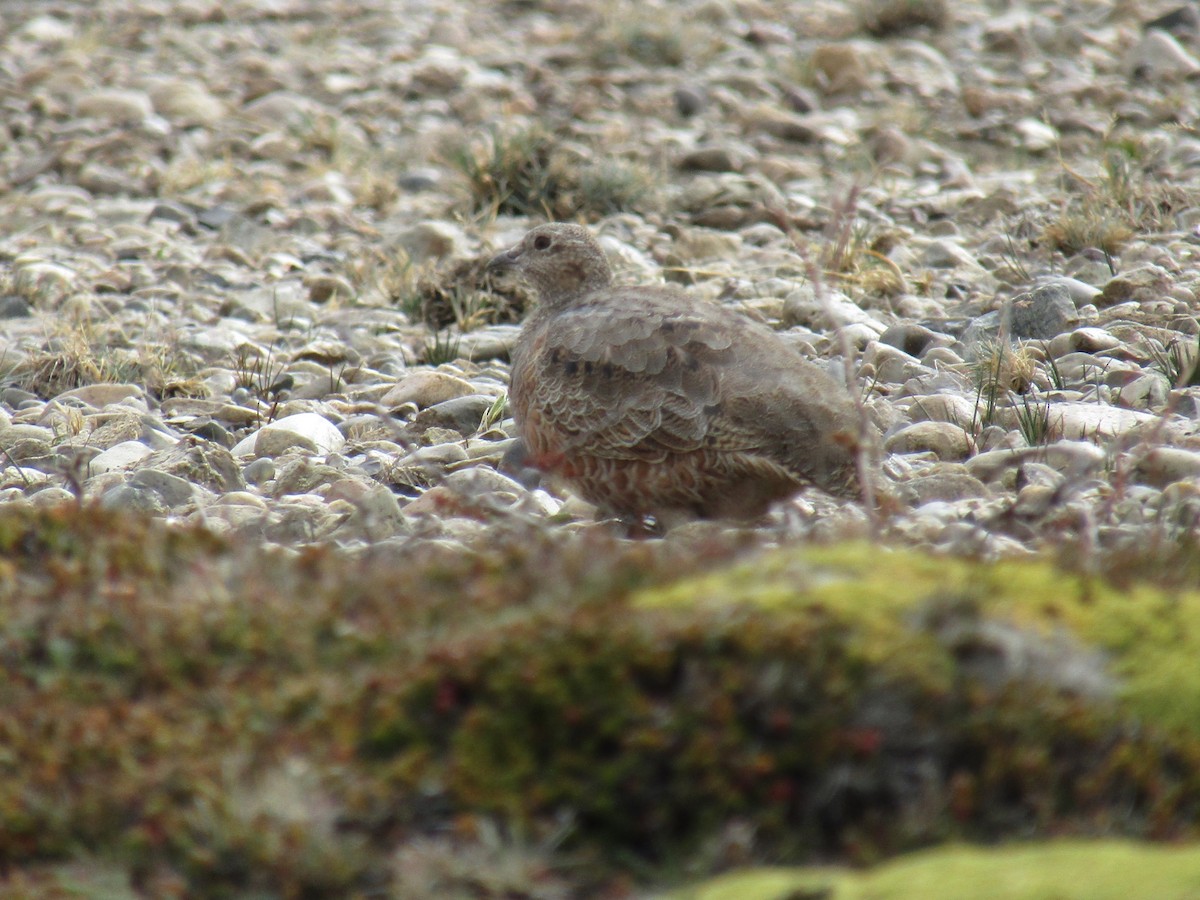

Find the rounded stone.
[{"left": 885, "top": 421, "right": 975, "bottom": 461}]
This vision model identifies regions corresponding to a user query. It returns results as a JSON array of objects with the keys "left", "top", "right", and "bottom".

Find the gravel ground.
[{"left": 2, "top": 0, "right": 1200, "bottom": 560}]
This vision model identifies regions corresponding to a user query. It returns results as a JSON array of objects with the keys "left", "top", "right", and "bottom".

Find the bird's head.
[{"left": 486, "top": 223, "right": 613, "bottom": 309}]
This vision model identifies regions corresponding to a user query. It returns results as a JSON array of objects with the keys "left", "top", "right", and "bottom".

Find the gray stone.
[
  {"left": 879, "top": 323, "right": 947, "bottom": 357},
  {"left": 903, "top": 471, "right": 991, "bottom": 505},
  {"left": 128, "top": 468, "right": 198, "bottom": 507},
  {"left": 963, "top": 283, "right": 1079, "bottom": 350},
  {"left": 100, "top": 483, "right": 168, "bottom": 515},
  {"left": 244, "top": 457, "right": 276, "bottom": 484},
  {"left": 414, "top": 395, "right": 495, "bottom": 435},
  {"left": 138, "top": 441, "right": 245, "bottom": 493}
]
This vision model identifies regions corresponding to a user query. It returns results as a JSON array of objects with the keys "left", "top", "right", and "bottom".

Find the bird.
[{"left": 487, "top": 222, "right": 867, "bottom": 525}]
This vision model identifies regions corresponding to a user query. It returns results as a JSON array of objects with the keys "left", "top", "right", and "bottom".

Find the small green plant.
[
  {"left": 420, "top": 330, "right": 462, "bottom": 365},
  {"left": 1149, "top": 336, "right": 1200, "bottom": 388},
  {"left": 574, "top": 158, "right": 660, "bottom": 218},
  {"left": 1015, "top": 393, "right": 1053, "bottom": 447},
  {"left": 231, "top": 341, "right": 290, "bottom": 422},
  {"left": 1042, "top": 345, "right": 1066, "bottom": 391},
  {"left": 997, "top": 227, "right": 1032, "bottom": 284},
  {"left": 478, "top": 392, "right": 508, "bottom": 434}
]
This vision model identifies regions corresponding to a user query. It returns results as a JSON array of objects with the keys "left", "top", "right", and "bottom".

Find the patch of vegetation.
[
  {"left": 586, "top": 3, "right": 724, "bottom": 69},
  {"left": 860, "top": 0, "right": 949, "bottom": 36},
  {"left": 1044, "top": 140, "right": 1188, "bottom": 258},
  {"left": 775, "top": 193, "right": 907, "bottom": 300},
  {"left": 401, "top": 257, "right": 532, "bottom": 331},
  {"left": 970, "top": 340, "right": 1038, "bottom": 433},
  {"left": 1015, "top": 392, "right": 1053, "bottom": 446},
  {"left": 1042, "top": 207, "right": 1133, "bottom": 257},
  {"left": 1148, "top": 334, "right": 1200, "bottom": 388},
  {"left": 675, "top": 840, "right": 1200, "bottom": 900},
  {"left": 418, "top": 328, "right": 463, "bottom": 365},
  {"left": 230, "top": 340, "right": 290, "bottom": 420},
  {"left": 11, "top": 323, "right": 203, "bottom": 401},
  {"left": 449, "top": 124, "right": 660, "bottom": 221},
  {"left": 2, "top": 508, "right": 1200, "bottom": 896}
]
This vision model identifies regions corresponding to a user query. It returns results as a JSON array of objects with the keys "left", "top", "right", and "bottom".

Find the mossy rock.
[{"left": 673, "top": 840, "right": 1200, "bottom": 900}]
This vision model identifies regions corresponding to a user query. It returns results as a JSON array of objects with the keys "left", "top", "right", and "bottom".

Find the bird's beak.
[{"left": 485, "top": 245, "right": 520, "bottom": 272}]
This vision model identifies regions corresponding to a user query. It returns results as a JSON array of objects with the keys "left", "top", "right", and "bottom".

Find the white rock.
[
  {"left": 1047, "top": 327, "right": 1120, "bottom": 358},
  {"left": 783, "top": 286, "right": 885, "bottom": 333},
  {"left": 1128, "top": 29, "right": 1200, "bottom": 80},
  {"left": 1135, "top": 447, "right": 1200, "bottom": 487},
  {"left": 56, "top": 383, "right": 145, "bottom": 408},
  {"left": 75, "top": 88, "right": 154, "bottom": 123},
  {"left": 1040, "top": 440, "right": 1107, "bottom": 476},
  {"left": 231, "top": 413, "right": 345, "bottom": 457},
  {"left": 922, "top": 238, "right": 980, "bottom": 269},
  {"left": 22, "top": 15, "right": 74, "bottom": 42},
  {"left": 1044, "top": 402, "right": 1159, "bottom": 441},
  {"left": 863, "top": 342, "right": 934, "bottom": 385},
  {"left": 89, "top": 440, "right": 153, "bottom": 474},
  {"left": 1014, "top": 118, "right": 1058, "bottom": 153},
  {"left": 146, "top": 77, "right": 227, "bottom": 126}
]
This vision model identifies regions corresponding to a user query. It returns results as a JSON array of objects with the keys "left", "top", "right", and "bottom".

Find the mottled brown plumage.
[{"left": 488, "top": 222, "right": 865, "bottom": 522}]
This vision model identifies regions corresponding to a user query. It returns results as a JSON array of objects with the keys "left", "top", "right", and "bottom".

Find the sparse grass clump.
[
  {"left": 12, "top": 325, "right": 202, "bottom": 401},
  {"left": 592, "top": 14, "right": 686, "bottom": 68},
  {"left": 1044, "top": 142, "right": 1187, "bottom": 258},
  {"left": 1016, "top": 392, "right": 1054, "bottom": 446},
  {"left": 860, "top": 0, "right": 949, "bottom": 35},
  {"left": 586, "top": 2, "right": 727, "bottom": 69},
  {"left": 970, "top": 339, "right": 1039, "bottom": 432},
  {"left": 1042, "top": 207, "right": 1133, "bottom": 257},
  {"left": 449, "top": 125, "right": 659, "bottom": 221},
  {"left": 403, "top": 257, "right": 532, "bottom": 331},
  {"left": 231, "top": 340, "right": 289, "bottom": 399},
  {"left": 1149, "top": 335, "right": 1200, "bottom": 388},
  {"left": 419, "top": 329, "right": 462, "bottom": 365}
]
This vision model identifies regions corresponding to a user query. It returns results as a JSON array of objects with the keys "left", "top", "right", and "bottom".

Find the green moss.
[
  {"left": 674, "top": 840, "right": 1200, "bottom": 900},
  {"left": 638, "top": 544, "right": 1200, "bottom": 739}
]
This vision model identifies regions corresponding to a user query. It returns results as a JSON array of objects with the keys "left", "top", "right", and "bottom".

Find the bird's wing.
[{"left": 522, "top": 289, "right": 777, "bottom": 461}]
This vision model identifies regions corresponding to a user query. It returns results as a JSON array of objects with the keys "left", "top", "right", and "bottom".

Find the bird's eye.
[{"left": 533, "top": 234, "right": 552, "bottom": 251}]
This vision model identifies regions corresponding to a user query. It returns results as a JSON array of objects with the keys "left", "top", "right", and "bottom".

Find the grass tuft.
[
  {"left": 860, "top": 0, "right": 949, "bottom": 35},
  {"left": 1148, "top": 335, "right": 1200, "bottom": 389},
  {"left": 449, "top": 125, "right": 659, "bottom": 221}
]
